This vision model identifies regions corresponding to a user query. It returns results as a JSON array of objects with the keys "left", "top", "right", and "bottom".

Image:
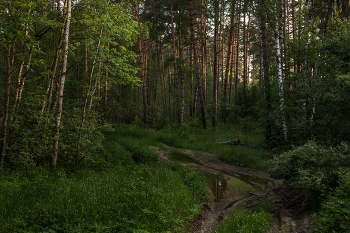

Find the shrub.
[
  {"left": 270, "top": 141, "right": 350, "bottom": 196},
  {"left": 314, "top": 168, "right": 350, "bottom": 233}
]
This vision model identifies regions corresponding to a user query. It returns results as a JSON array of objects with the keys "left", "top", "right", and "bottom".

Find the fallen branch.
[{"left": 216, "top": 139, "right": 241, "bottom": 146}]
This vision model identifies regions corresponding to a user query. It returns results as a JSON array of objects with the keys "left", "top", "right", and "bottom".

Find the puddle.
[
  {"left": 204, "top": 171, "right": 271, "bottom": 203},
  {"left": 204, "top": 173, "right": 227, "bottom": 202}
]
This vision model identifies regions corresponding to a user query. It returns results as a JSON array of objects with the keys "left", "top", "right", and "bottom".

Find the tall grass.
[
  {"left": 213, "top": 200, "right": 273, "bottom": 233},
  {"left": 0, "top": 123, "right": 208, "bottom": 232},
  {"left": 0, "top": 164, "right": 206, "bottom": 232},
  {"left": 111, "top": 123, "right": 273, "bottom": 171}
]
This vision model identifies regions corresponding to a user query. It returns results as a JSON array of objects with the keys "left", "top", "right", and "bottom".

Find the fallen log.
[{"left": 216, "top": 139, "right": 241, "bottom": 146}]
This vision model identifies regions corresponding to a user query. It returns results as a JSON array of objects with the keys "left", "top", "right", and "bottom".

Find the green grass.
[
  {"left": 111, "top": 123, "right": 273, "bottom": 171},
  {"left": 169, "top": 150, "right": 200, "bottom": 163},
  {"left": 0, "top": 124, "right": 209, "bottom": 232},
  {"left": 0, "top": 163, "right": 207, "bottom": 232},
  {"left": 213, "top": 200, "right": 273, "bottom": 233}
]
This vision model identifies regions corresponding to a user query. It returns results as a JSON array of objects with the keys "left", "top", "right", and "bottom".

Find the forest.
[{"left": 0, "top": 0, "right": 350, "bottom": 232}]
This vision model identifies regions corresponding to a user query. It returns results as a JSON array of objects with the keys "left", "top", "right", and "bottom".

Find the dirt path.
[{"left": 151, "top": 146, "right": 314, "bottom": 233}]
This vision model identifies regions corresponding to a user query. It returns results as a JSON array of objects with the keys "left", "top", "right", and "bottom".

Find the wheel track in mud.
[{"left": 151, "top": 146, "right": 314, "bottom": 233}]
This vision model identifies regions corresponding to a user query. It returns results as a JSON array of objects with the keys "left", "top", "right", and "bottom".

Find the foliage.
[
  {"left": 6, "top": 108, "right": 108, "bottom": 171},
  {"left": 213, "top": 200, "right": 273, "bottom": 233},
  {"left": 311, "top": 75, "right": 350, "bottom": 145},
  {"left": 317, "top": 18, "right": 350, "bottom": 79},
  {"left": 270, "top": 141, "right": 350, "bottom": 197},
  {"left": 314, "top": 168, "right": 350, "bottom": 233},
  {"left": 0, "top": 163, "right": 207, "bottom": 232}
]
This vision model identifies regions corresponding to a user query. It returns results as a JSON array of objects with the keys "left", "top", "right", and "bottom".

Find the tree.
[
  {"left": 189, "top": 0, "right": 207, "bottom": 129},
  {"left": 221, "top": 1, "right": 236, "bottom": 123},
  {"left": 135, "top": 0, "right": 149, "bottom": 127},
  {"left": 52, "top": 0, "right": 72, "bottom": 171}
]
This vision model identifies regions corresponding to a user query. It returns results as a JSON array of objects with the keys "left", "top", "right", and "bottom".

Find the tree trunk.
[
  {"left": 221, "top": 2, "right": 235, "bottom": 123},
  {"left": 0, "top": 46, "right": 13, "bottom": 170},
  {"left": 157, "top": 37, "right": 166, "bottom": 119},
  {"left": 212, "top": 0, "right": 218, "bottom": 128},
  {"left": 229, "top": 37, "right": 235, "bottom": 105},
  {"left": 302, "top": 0, "right": 310, "bottom": 122},
  {"left": 52, "top": 0, "right": 72, "bottom": 171},
  {"left": 135, "top": 1, "right": 148, "bottom": 126},
  {"left": 11, "top": 48, "right": 33, "bottom": 121},
  {"left": 260, "top": 6, "right": 272, "bottom": 144},
  {"left": 170, "top": 1, "right": 181, "bottom": 124},
  {"left": 275, "top": 0, "right": 288, "bottom": 143},
  {"left": 292, "top": 0, "right": 297, "bottom": 73},
  {"left": 243, "top": 9, "right": 247, "bottom": 115},
  {"left": 235, "top": 21, "right": 240, "bottom": 105},
  {"left": 201, "top": 0, "right": 208, "bottom": 108},
  {"left": 189, "top": 0, "right": 207, "bottom": 129}
]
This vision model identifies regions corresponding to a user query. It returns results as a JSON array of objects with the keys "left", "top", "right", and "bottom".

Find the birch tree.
[
  {"left": 52, "top": 0, "right": 72, "bottom": 171},
  {"left": 275, "top": 0, "right": 288, "bottom": 142}
]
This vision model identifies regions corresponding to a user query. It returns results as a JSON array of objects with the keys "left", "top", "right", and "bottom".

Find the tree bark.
[
  {"left": 157, "top": 37, "right": 166, "bottom": 119},
  {"left": 243, "top": 9, "right": 247, "bottom": 115},
  {"left": 170, "top": 1, "right": 181, "bottom": 124},
  {"left": 221, "top": 2, "right": 235, "bottom": 123},
  {"left": 135, "top": 1, "right": 148, "bottom": 126},
  {"left": 235, "top": 21, "right": 240, "bottom": 105},
  {"left": 201, "top": 0, "right": 208, "bottom": 108},
  {"left": 0, "top": 46, "right": 12, "bottom": 170},
  {"left": 52, "top": 0, "right": 72, "bottom": 171},
  {"left": 302, "top": 0, "right": 310, "bottom": 122},
  {"left": 259, "top": 4, "right": 272, "bottom": 144},
  {"left": 275, "top": 0, "right": 288, "bottom": 143},
  {"left": 189, "top": 0, "right": 207, "bottom": 129},
  {"left": 292, "top": 0, "right": 297, "bottom": 73},
  {"left": 212, "top": 0, "right": 218, "bottom": 128}
]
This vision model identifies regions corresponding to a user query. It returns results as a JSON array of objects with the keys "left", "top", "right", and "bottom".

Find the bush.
[
  {"left": 270, "top": 141, "right": 350, "bottom": 197},
  {"left": 314, "top": 168, "right": 350, "bottom": 233}
]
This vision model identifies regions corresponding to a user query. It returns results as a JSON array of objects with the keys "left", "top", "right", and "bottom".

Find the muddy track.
[{"left": 151, "top": 146, "right": 314, "bottom": 233}]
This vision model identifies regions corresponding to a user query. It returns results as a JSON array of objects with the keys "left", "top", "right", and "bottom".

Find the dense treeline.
[{"left": 1, "top": 0, "right": 350, "bottom": 170}]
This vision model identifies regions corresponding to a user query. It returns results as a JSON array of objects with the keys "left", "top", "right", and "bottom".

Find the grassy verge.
[
  {"left": 213, "top": 200, "right": 273, "bottom": 233},
  {"left": 0, "top": 163, "right": 207, "bottom": 232}
]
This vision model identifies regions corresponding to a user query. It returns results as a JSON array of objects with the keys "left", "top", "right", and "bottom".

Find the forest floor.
[{"left": 151, "top": 145, "right": 314, "bottom": 233}]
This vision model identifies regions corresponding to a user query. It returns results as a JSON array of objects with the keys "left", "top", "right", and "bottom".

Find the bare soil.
[{"left": 150, "top": 146, "right": 314, "bottom": 233}]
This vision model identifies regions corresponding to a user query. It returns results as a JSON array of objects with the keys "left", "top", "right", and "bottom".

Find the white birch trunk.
[
  {"left": 302, "top": 0, "right": 310, "bottom": 122},
  {"left": 52, "top": 0, "right": 71, "bottom": 171}
]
